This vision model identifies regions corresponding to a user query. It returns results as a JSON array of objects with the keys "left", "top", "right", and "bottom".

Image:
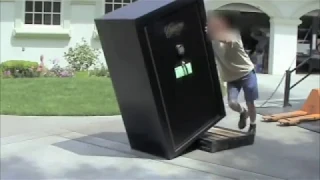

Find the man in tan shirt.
[{"left": 207, "top": 13, "right": 258, "bottom": 134}]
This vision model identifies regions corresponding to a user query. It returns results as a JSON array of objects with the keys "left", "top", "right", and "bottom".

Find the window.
[
  {"left": 24, "top": 0, "right": 62, "bottom": 25},
  {"left": 105, "top": 0, "right": 138, "bottom": 14}
]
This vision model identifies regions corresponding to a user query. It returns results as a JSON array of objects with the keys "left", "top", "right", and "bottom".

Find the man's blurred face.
[{"left": 207, "top": 17, "right": 228, "bottom": 40}]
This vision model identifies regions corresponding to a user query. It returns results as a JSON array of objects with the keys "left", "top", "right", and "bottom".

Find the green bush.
[
  {"left": 75, "top": 71, "right": 90, "bottom": 78},
  {"left": 64, "top": 38, "right": 101, "bottom": 71},
  {"left": 0, "top": 66, "right": 3, "bottom": 78},
  {"left": 89, "top": 63, "right": 109, "bottom": 77},
  {"left": 0, "top": 60, "right": 39, "bottom": 78}
]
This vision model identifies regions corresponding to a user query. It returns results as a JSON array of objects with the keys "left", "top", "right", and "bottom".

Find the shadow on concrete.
[
  {"left": 1, "top": 156, "right": 46, "bottom": 179},
  {"left": 53, "top": 130, "right": 200, "bottom": 161},
  {"left": 298, "top": 120, "right": 320, "bottom": 133},
  {"left": 53, "top": 131, "right": 164, "bottom": 160}
]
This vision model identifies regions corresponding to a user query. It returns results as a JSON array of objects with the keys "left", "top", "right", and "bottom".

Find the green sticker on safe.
[
  {"left": 174, "top": 66, "right": 185, "bottom": 79},
  {"left": 184, "top": 62, "right": 192, "bottom": 74},
  {"left": 174, "top": 62, "right": 193, "bottom": 79}
]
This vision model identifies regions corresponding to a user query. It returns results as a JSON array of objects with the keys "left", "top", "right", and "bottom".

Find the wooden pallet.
[{"left": 197, "top": 126, "right": 255, "bottom": 153}]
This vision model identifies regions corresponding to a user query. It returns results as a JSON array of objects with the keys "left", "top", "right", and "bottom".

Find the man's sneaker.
[
  {"left": 238, "top": 109, "right": 248, "bottom": 129},
  {"left": 248, "top": 124, "right": 256, "bottom": 134}
]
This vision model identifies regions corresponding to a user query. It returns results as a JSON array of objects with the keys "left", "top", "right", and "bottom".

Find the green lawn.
[{"left": 0, "top": 77, "right": 120, "bottom": 116}]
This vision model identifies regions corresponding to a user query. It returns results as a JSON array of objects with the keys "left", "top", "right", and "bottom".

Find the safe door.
[{"left": 144, "top": 3, "right": 222, "bottom": 149}]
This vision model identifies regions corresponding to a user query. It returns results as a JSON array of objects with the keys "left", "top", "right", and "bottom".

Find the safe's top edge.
[{"left": 95, "top": 0, "right": 201, "bottom": 21}]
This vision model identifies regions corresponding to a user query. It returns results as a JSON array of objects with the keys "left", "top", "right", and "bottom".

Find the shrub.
[
  {"left": 0, "top": 60, "right": 39, "bottom": 78},
  {"left": 0, "top": 66, "right": 11, "bottom": 78},
  {"left": 0, "top": 65, "right": 3, "bottom": 78},
  {"left": 75, "top": 71, "right": 90, "bottom": 78},
  {"left": 89, "top": 62, "right": 109, "bottom": 77},
  {"left": 44, "top": 59, "right": 74, "bottom": 78},
  {"left": 64, "top": 38, "right": 101, "bottom": 71},
  {"left": 1, "top": 71, "right": 13, "bottom": 79},
  {"left": 59, "top": 66, "right": 75, "bottom": 78}
]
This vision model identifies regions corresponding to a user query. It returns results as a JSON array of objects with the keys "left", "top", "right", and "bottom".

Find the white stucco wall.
[
  {"left": 0, "top": 0, "right": 319, "bottom": 74},
  {"left": 0, "top": 0, "right": 105, "bottom": 68}
]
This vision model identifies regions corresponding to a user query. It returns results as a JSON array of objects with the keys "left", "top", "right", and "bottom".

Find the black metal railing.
[
  {"left": 283, "top": 57, "right": 314, "bottom": 107},
  {"left": 283, "top": 13, "right": 320, "bottom": 107}
]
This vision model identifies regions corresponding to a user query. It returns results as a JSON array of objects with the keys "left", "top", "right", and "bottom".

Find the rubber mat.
[
  {"left": 257, "top": 100, "right": 320, "bottom": 133},
  {"left": 298, "top": 121, "right": 320, "bottom": 133}
]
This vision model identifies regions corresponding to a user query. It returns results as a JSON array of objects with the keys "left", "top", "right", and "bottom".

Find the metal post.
[{"left": 283, "top": 70, "right": 292, "bottom": 107}]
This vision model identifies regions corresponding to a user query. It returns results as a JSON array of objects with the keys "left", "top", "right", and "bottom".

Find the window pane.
[
  {"left": 25, "top": 13, "right": 33, "bottom": 24},
  {"left": 105, "top": 4, "right": 112, "bottom": 13},
  {"left": 123, "top": 0, "right": 131, "bottom": 3},
  {"left": 114, "top": 0, "right": 121, "bottom": 2},
  {"left": 44, "top": 2, "right": 52, "bottom": 13},
  {"left": 25, "top": 1, "right": 33, "bottom": 12},
  {"left": 53, "top": 2, "right": 61, "bottom": 13},
  {"left": 105, "top": 0, "right": 113, "bottom": 3},
  {"left": 53, "top": 14, "right": 60, "bottom": 25},
  {"left": 35, "top": 1, "right": 43, "bottom": 12},
  {"left": 114, "top": 4, "right": 122, "bottom": 10},
  {"left": 44, "top": 14, "right": 52, "bottom": 25},
  {"left": 34, "top": 13, "right": 42, "bottom": 24}
]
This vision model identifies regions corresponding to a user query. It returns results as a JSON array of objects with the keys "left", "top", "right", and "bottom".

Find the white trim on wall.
[
  {"left": 291, "top": 1, "right": 320, "bottom": 18},
  {"left": 216, "top": 3, "right": 263, "bottom": 13},
  {"left": 96, "top": 0, "right": 104, "bottom": 18},
  {"left": 12, "top": 0, "right": 71, "bottom": 38},
  {"left": 71, "top": 0, "right": 96, "bottom": 5},
  {"left": 92, "top": 0, "right": 104, "bottom": 39},
  {"left": 205, "top": 0, "right": 283, "bottom": 18}
]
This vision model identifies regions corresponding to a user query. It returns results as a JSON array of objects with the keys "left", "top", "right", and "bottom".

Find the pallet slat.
[
  {"left": 196, "top": 126, "right": 255, "bottom": 153},
  {"left": 209, "top": 127, "right": 244, "bottom": 136}
]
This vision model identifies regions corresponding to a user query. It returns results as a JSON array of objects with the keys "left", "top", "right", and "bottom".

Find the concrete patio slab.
[
  {"left": 1, "top": 135, "right": 228, "bottom": 180},
  {"left": 0, "top": 128, "right": 71, "bottom": 146},
  {"left": 1, "top": 107, "right": 319, "bottom": 180},
  {"left": 59, "top": 111, "right": 319, "bottom": 180},
  {"left": 0, "top": 115, "right": 117, "bottom": 138}
]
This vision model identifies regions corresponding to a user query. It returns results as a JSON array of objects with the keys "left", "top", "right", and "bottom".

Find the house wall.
[
  {"left": 0, "top": 0, "right": 319, "bottom": 74},
  {"left": 0, "top": 0, "right": 103, "bottom": 68}
]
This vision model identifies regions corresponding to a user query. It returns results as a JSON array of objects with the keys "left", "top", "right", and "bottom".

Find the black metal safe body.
[{"left": 95, "top": 0, "right": 225, "bottom": 159}]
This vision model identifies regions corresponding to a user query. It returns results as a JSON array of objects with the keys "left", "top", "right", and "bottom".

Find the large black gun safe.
[{"left": 95, "top": 0, "right": 226, "bottom": 159}]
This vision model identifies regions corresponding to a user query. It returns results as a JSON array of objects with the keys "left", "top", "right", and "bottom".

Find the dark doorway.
[{"left": 296, "top": 11, "right": 320, "bottom": 74}]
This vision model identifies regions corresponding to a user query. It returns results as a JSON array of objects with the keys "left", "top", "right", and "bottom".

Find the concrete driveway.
[
  {"left": 1, "top": 74, "right": 319, "bottom": 179},
  {"left": 1, "top": 107, "right": 319, "bottom": 179}
]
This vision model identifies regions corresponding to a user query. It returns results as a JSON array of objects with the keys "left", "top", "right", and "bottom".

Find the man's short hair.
[{"left": 207, "top": 11, "right": 236, "bottom": 28}]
